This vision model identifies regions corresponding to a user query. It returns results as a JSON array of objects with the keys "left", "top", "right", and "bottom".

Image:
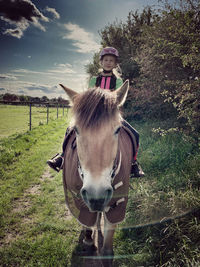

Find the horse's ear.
[
  {"left": 115, "top": 80, "right": 129, "bottom": 106},
  {"left": 59, "top": 84, "right": 78, "bottom": 102}
]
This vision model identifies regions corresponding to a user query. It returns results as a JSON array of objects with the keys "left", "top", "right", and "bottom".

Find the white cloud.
[
  {"left": 0, "top": 0, "right": 60, "bottom": 38},
  {"left": 0, "top": 74, "right": 18, "bottom": 80},
  {"left": 45, "top": 6, "right": 60, "bottom": 19},
  {"left": 63, "top": 23, "right": 100, "bottom": 53},
  {"left": 12, "top": 69, "right": 47, "bottom": 75},
  {"left": 48, "top": 63, "right": 76, "bottom": 74}
]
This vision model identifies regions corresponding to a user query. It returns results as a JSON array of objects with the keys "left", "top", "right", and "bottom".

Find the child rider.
[{"left": 47, "top": 47, "right": 144, "bottom": 177}]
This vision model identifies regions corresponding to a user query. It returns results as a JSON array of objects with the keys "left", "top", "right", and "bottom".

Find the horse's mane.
[{"left": 73, "top": 88, "right": 119, "bottom": 129}]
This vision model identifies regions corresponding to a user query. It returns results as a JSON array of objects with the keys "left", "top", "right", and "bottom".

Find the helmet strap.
[{"left": 103, "top": 69, "right": 113, "bottom": 74}]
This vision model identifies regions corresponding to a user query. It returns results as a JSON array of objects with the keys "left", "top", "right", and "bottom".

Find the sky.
[{"left": 0, "top": 0, "right": 166, "bottom": 99}]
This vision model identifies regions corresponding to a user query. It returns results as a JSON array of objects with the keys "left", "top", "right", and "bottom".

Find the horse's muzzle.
[{"left": 80, "top": 186, "right": 113, "bottom": 212}]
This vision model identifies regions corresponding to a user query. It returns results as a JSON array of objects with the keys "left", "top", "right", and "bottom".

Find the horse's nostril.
[
  {"left": 106, "top": 188, "right": 113, "bottom": 200},
  {"left": 81, "top": 188, "right": 87, "bottom": 200}
]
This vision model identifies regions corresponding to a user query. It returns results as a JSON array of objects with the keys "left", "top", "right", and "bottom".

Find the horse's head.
[{"left": 60, "top": 81, "right": 129, "bottom": 212}]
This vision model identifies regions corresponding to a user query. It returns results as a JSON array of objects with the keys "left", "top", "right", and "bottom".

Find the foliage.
[
  {"left": 86, "top": 0, "right": 200, "bottom": 137},
  {"left": 137, "top": 0, "right": 200, "bottom": 136},
  {"left": 85, "top": 52, "right": 101, "bottom": 77}
]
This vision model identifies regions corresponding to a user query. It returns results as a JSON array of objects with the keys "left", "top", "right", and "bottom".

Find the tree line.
[
  {"left": 0, "top": 93, "right": 70, "bottom": 105},
  {"left": 86, "top": 0, "right": 200, "bottom": 139}
]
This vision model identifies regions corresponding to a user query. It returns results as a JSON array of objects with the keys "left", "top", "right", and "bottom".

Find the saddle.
[{"left": 62, "top": 125, "right": 135, "bottom": 227}]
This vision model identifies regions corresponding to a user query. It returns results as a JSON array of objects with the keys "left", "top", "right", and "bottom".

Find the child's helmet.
[{"left": 100, "top": 47, "right": 119, "bottom": 60}]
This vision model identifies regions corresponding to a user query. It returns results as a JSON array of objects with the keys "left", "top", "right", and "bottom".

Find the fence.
[
  {"left": 28, "top": 102, "right": 70, "bottom": 130},
  {"left": 0, "top": 101, "right": 71, "bottom": 132}
]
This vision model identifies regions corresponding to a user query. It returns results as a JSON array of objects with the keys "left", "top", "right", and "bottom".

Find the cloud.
[
  {"left": 45, "top": 6, "right": 60, "bottom": 19},
  {"left": 27, "top": 84, "right": 52, "bottom": 93},
  {"left": 23, "top": 82, "right": 62, "bottom": 95},
  {"left": 48, "top": 63, "right": 76, "bottom": 74},
  {"left": 0, "top": 74, "right": 17, "bottom": 80},
  {"left": 3, "top": 27, "right": 24, "bottom": 39},
  {"left": 12, "top": 68, "right": 46, "bottom": 75},
  {"left": 0, "top": 0, "right": 60, "bottom": 38},
  {"left": 12, "top": 65, "right": 76, "bottom": 76},
  {"left": 18, "top": 90, "right": 26, "bottom": 94},
  {"left": 63, "top": 23, "right": 100, "bottom": 53}
]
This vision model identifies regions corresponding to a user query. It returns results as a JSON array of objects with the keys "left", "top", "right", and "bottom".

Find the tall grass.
[{"left": 114, "top": 119, "right": 200, "bottom": 266}]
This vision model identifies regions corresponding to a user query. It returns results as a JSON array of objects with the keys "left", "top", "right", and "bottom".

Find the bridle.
[{"left": 77, "top": 146, "right": 122, "bottom": 184}]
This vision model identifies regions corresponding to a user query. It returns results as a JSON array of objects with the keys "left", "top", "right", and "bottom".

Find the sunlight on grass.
[{"left": 0, "top": 104, "right": 69, "bottom": 138}]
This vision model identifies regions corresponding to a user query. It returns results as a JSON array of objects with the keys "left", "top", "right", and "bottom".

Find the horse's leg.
[
  {"left": 82, "top": 226, "right": 97, "bottom": 255},
  {"left": 101, "top": 217, "right": 116, "bottom": 267},
  {"left": 97, "top": 212, "right": 104, "bottom": 252},
  {"left": 82, "top": 226, "right": 94, "bottom": 246}
]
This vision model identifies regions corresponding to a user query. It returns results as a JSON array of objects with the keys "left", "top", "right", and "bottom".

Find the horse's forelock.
[{"left": 73, "top": 89, "right": 118, "bottom": 129}]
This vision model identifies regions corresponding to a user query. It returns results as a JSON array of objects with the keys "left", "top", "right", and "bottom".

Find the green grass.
[
  {"left": 0, "top": 104, "right": 69, "bottom": 138},
  {"left": 113, "top": 119, "right": 200, "bottom": 266},
  {"left": 0, "top": 113, "right": 83, "bottom": 266},
  {"left": 0, "top": 117, "right": 199, "bottom": 266},
  {"left": 0, "top": 116, "right": 68, "bottom": 227}
]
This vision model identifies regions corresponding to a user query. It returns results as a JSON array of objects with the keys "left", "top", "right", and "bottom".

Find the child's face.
[{"left": 101, "top": 55, "right": 117, "bottom": 72}]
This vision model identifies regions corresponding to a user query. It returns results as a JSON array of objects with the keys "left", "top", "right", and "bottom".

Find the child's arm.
[
  {"left": 116, "top": 78, "right": 123, "bottom": 89},
  {"left": 88, "top": 76, "right": 97, "bottom": 89}
]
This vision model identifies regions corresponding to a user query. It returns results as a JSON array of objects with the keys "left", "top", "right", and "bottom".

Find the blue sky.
[{"left": 0, "top": 0, "right": 165, "bottom": 98}]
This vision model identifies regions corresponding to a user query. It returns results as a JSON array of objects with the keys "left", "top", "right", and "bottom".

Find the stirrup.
[
  {"left": 57, "top": 157, "right": 64, "bottom": 172},
  {"left": 130, "top": 161, "right": 145, "bottom": 178}
]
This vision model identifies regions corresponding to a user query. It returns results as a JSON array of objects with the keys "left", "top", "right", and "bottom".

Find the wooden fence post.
[
  {"left": 29, "top": 103, "right": 32, "bottom": 131},
  {"left": 47, "top": 104, "right": 49, "bottom": 124}
]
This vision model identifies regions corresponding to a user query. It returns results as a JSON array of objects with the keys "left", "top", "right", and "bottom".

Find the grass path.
[
  {"left": 0, "top": 117, "right": 105, "bottom": 266},
  {"left": 0, "top": 166, "right": 83, "bottom": 266},
  {"left": 0, "top": 168, "right": 72, "bottom": 247},
  {"left": 0, "top": 117, "right": 82, "bottom": 266}
]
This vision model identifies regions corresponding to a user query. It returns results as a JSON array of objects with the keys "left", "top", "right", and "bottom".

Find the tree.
[
  {"left": 137, "top": 0, "right": 200, "bottom": 135},
  {"left": 86, "top": 0, "right": 200, "bottom": 136}
]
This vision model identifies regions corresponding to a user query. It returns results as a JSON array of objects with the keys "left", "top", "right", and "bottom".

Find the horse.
[{"left": 60, "top": 80, "right": 134, "bottom": 266}]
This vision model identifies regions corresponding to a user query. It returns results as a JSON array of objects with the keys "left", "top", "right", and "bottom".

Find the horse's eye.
[
  {"left": 114, "top": 127, "right": 121, "bottom": 135},
  {"left": 74, "top": 126, "right": 79, "bottom": 135}
]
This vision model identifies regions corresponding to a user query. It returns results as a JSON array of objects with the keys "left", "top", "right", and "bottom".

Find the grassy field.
[
  {"left": 0, "top": 109, "right": 199, "bottom": 266},
  {"left": 0, "top": 104, "right": 68, "bottom": 138}
]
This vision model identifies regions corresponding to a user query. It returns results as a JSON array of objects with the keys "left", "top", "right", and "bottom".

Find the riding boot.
[
  {"left": 130, "top": 160, "right": 145, "bottom": 178},
  {"left": 47, "top": 127, "right": 73, "bottom": 172},
  {"left": 47, "top": 152, "right": 64, "bottom": 172}
]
